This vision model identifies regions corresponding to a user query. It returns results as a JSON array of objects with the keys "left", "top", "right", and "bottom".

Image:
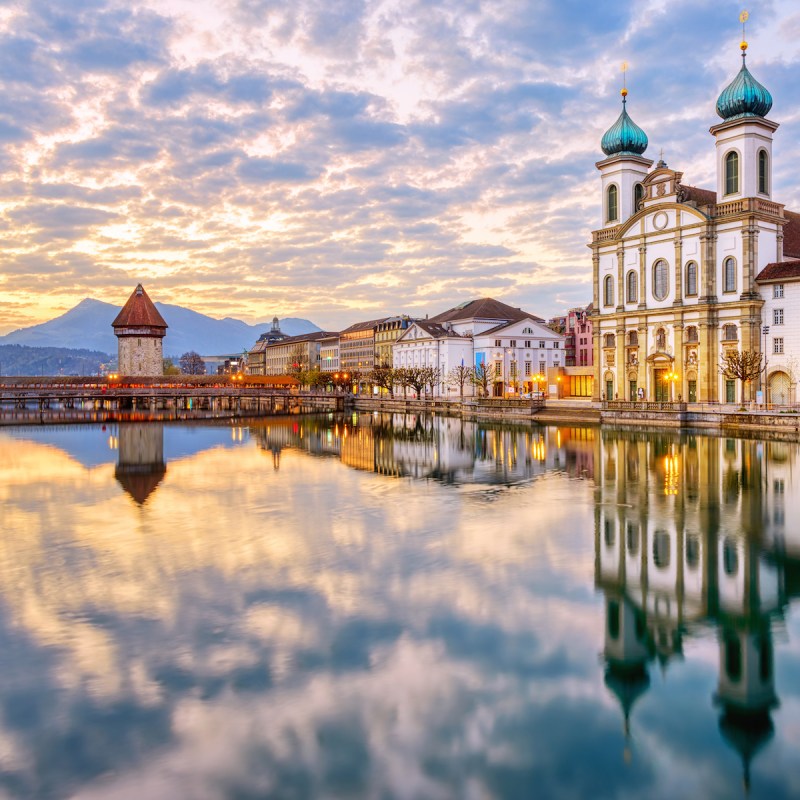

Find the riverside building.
[{"left": 592, "top": 33, "right": 800, "bottom": 404}]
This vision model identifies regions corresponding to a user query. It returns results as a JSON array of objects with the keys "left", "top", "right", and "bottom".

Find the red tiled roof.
[
  {"left": 340, "top": 317, "right": 387, "bottom": 334},
  {"left": 783, "top": 210, "right": 800, "bottom": 259},
  {"left": 430, "top": 297, "right": 542, "bottom": 324},
  {"left": 680, "top": 185, "right": 716, "bottom": 206},
  {"left": 112, "top": 285, "right": 168, "bottom": 329},
  {"left": 755, "top": 260, "right": 800, "bottom": 282}
]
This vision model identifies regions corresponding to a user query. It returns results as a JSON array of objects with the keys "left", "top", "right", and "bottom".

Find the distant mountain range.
[{"left": 0, "top": 298, "right": 320, "bottom": 357}]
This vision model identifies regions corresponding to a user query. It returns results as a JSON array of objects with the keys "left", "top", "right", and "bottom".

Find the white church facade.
[{"left": 591, "top": 36, "right": 800, "bottom": 404}]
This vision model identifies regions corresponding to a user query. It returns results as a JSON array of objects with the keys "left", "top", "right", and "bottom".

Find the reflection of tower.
[
  {"left": 603, "top": 593, "right": 652, "bottom": 761},
  {"left": 114, "top": 423, "right": 167, "bottom": 505}
]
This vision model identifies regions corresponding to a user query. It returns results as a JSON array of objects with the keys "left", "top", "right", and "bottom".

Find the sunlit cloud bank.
[{"left": 1, "top": 0, "right": 799, "bottom": 334}]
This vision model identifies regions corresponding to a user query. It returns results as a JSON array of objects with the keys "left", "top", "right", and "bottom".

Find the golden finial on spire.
[
  {"left": 621, "top": 61, "right": 628, "bottom": 99},
  {"left": 740, "top": 10, "right": 749, "bottom": 54}
]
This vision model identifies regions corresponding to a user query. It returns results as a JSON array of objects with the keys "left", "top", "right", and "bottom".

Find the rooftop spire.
[{"left": 600, "top": 63, "right": 648, "bottom": 157}]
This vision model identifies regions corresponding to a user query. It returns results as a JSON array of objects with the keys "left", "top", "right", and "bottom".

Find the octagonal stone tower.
[{"left": 112, "top": 284, "right": 168, "bottom": 376}]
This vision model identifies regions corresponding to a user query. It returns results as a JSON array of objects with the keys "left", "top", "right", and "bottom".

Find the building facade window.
[
  {"left": 723, "top": 324, "right": 738, "bottom": 341},
  {"left": 686, "top": 326, "right": 698, "bottom": 342},
  {"left": 604, "top": 275, "right": 614, "bottom": 306},
  {"left": 634, "top": 183, "right": 644, "bottom": 211},
  {"left": 524, "top": 340, "right": 531, "bottom": 348},
  {"left": 626, "top": 270, "right": 638, "bottom": 303},
  {"left": 653, "top": 259, "right": 669, "bottom": 301},
  {"left": 495, "top": 339, "right": 502, "bottom": 347},
  {"left": 723, "top": 257, "right": 736, "bottom": 293},
  {"left": 725, "top": 150, "right": 739, "bottom": 195},
  {"left": 774, "top": 283, "right": 784, "bottom": 298},
  {"left": 655, "top": 328, "right": 666, "bottom": 350},
  {"left": 525, "top": 361, "right": 531, "bottom": 375},
  {"left": 539, "top": 341, "right": 545, "bottom": 348},
  {"left": 774, "top": 337, "right": 784, "bottom": 354},
  {"left": 607, "top": 184, "right": 618, "bottom": 222},
  {"left": 758, "top": 149, "right": 769, "bottom": 194},
  {"left": 685, "top": 261, "right": 698, "bottom": 296},
  {"left": 553, "top": 342, "right": 559, "bottom": 349},
  {"left": 627, "top": 330, "right": 638, "bottom": 346},
  {"left": 774, "top": 308, "right": 784, "bottom": 325},
  {"left": 604, "top": 334, "right": 615, "bottom": 348}
]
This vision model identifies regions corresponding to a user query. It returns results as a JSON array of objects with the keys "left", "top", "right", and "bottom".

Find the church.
[{"left": 591, "top": 32, "right": 800, "bottom": 404}]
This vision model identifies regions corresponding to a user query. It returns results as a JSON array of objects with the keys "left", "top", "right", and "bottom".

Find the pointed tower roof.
[
  {"left": 112, "top": 284, "right": 168, "bottom": 331},
  {"left": 601, "top": 93, "right": 649, "bottom": 157}
]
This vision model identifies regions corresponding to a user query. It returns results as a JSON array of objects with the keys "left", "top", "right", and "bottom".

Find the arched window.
[
  {"left": 653, "top": 259, "right": 669, "bottom": 300},
  {"left": 627, "top": 330, "right": 638, "bottom": 346},
  {"left": 604, "top": 333, "right": 616, "bottom": 348},
  {"left": 634, "top": 183, "right": 645, "bottom": 211},
  {"left": 607, "top": 184, "right": 619, "bottom": 222},
  {"left": 685, "top": 261, "right": 698, "bottom": 296},
  {"left": 725, "top": 151, "right": 739, "bottom": 195},
  {"left": 723, "top": 324, "right": 738, "bottom": 341},
  {"left": 723, "top": 257, "right": 736, "bottom": 293},
  {"left": 604, "top": 275, "right": 614, "bottom": 306},
  {"left": 758, "top": 149, "right": 769, "bottom": 195},
  {"left": 686, "top": 326, "right": 698, "bottom": 343},
  {"left": 656, "top": 328, "right": 666, "bottom": 350},
  {"left": 626, "top": 270, "right": 638, "bottom": 303}
]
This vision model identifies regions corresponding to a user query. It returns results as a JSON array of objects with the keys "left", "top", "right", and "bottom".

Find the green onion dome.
[
  {"left": 716, "top": 48, "right": 772, "bottom": 120},
  {"left": 601, "top": 92, "right": 648, "bottom": 157}
]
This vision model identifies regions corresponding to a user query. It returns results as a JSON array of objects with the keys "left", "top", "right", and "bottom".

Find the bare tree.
[
  {"left": 720, "top": 349, "right": 763, "bottom": 405},
  {"left": 420, "top": 366, "right": 441, "bottom": 398},
  {"left": 367, "top": 365, "right": 395, "bottom": 397},
  {"left": 447, "top": 364, "right": 472, "bottom": 399},
  {"left": 403, "top": 367, "right": 426, "bottom": 398},
  {"left": 471, "top": 362, "right": 492, "bottom": 397},
  {"left": 179, "top": 351, "right": 206, "bottom": 375}
]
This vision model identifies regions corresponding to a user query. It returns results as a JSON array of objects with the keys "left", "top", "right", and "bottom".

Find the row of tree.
[{"left": 287, "top": 362, "right": 499, "bottom": 398}]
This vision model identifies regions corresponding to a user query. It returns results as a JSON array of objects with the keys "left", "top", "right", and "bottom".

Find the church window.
[
  {"left": 607, "top": 184, "right": 618, "bottom": 222},
  {"left": 652, "top": 259, "right": 669, "bottom": 300},
  {"left": 758, "top": 149, "right": 769, "bottom": 194},
  {"left": 685, "top": 261, "right": 698, "bottom": 296},
  {"left": 627, "top": 330, "right": 638, "bottom": 346},
  {"left": 686, "top": 326, "right": 698, "bottom": 343},
  {"left": 723, "top": 257, "right": 736, "bottom": 292},
  {"left": 626, "top": 270, "right": 638, "bottom": 303},
  {"left": 656, "top": 328, "right": 666, "bottom": 350},
  {"left": 724, "top": 151, "right": 739, "bottom": 195},
  {"left": 634, "top": 182, "right": 645, "bottom": 211},
  {"left": 722, "top": 324, "right": 738, "bottom": 341},
  {"left": 603, "top": 275, "right": 614, "bottom": 306},
  {"left": 604, "top": 333, "right": 615, "bottom": 348}
]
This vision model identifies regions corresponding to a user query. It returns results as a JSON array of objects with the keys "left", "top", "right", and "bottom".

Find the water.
[{"left": 0, "top": 414, "right": 798, "bottom": 800}]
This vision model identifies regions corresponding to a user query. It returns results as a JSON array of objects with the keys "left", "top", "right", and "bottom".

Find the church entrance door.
[{"left": 654, "top": 368, "right": 668, "bottom": 402}]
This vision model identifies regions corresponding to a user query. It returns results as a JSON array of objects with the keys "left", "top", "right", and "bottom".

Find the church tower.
[{"left": 112, "top": 284, "right": 168, "bottom": 376}]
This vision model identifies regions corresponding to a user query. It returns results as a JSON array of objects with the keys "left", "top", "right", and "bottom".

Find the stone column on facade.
[
  {"left": 616, "top": 321, "right": 625, "bottom": 400},
  {"left": 776, "top": 228, "right": 784, "bottom": 262},
  {"left": 637, "top": 321, "right": 648, "bottom": 399},
  {"left": 637, "top": 244, "right": 647, "bottom": 309},
  {"left": 616, "top": 244, "right": 625, "bottom": 312},
  {"left": 699, "top": 231, "right": 717, "bottom": 303},
  {"left": 673, "top": 237, "right": 683, "bottom": 306},
  {"left": 740, "top": 222, "right": 760, "bottom": 300},
  {"left": 673, "top": 320, "right": 684, "bottom": 400}
]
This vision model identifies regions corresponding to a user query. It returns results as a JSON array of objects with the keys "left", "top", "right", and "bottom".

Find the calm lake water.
[{"left": 0, "top": 413, "right": 799, "bottom": 800}]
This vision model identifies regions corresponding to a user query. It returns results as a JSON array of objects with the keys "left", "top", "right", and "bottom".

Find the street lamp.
[
  {"left": 532, "top": 372, "right": 546, "bottom": 398},
  {"left": 664, "top": 370, "right": 679, "bottom": 402},
  {"left": 762, "top": 324, "right": 770, "bottom": 406}
]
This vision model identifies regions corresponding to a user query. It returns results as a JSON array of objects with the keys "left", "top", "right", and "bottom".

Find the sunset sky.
[{"left": 1, "top": 0, "right": 799, "bottom": 334}]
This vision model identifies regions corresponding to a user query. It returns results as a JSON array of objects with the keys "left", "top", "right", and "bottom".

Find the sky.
[{"left": 0, "top": 0, "right": 799, "bottom": 335}]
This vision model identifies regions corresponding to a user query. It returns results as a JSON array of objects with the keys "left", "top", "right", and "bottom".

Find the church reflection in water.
[
  {"left": 594, "top": 433, "right": 798, "bottom": 790},
  {"left": 114, "top": 422, "right": 167, "bottom": 505}
]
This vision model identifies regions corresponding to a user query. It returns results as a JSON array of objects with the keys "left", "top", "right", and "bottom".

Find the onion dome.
[
  {"left": 716, "top": 43, "right": 772, "bottom": 120},
  {"left": 601, "top": 90, "right": 648, "bottom": 157}
]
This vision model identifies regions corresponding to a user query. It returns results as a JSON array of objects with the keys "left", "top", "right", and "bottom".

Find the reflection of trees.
[{"left": 594, "top": 431, "right": 799, "bottom": 791}]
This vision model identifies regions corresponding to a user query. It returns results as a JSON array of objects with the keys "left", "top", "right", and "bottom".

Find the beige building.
[
  {"left": 375, "top": 316, "right": 414, "bottom": 367},
  {"left": 339, "top": 318, "right": 386, "bottom": 374},
  {"left": 247, "top": 331, "right": 330, "bottom": 375},
  {"left": 112, "top": 284, "right": 167, "bottom": 376}
]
